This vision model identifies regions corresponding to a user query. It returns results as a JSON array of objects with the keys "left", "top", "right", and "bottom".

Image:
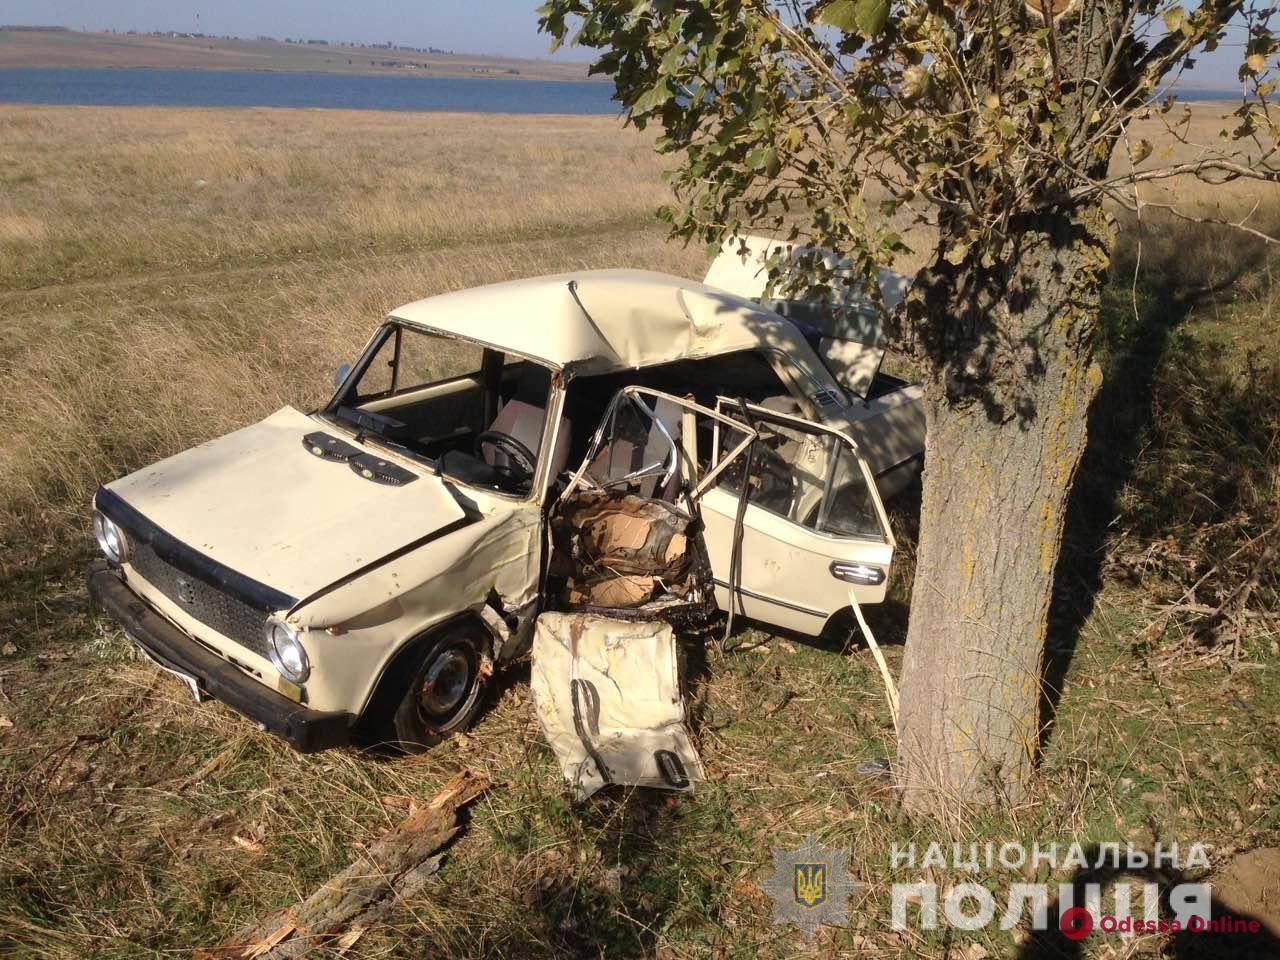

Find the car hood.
[{"left": 101, "top": 406, "right": 472, "bottom": 606}]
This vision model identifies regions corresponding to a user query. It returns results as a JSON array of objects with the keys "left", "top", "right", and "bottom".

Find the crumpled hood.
[{"left": 101, "top": 406, "right": 469, "bottom": 606}]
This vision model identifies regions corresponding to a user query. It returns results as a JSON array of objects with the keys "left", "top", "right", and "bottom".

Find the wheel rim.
[{"left": 415, "top": 643, "right": 478, "bottom": 726}]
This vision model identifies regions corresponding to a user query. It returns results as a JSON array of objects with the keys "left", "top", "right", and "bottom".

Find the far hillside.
[{"left": 0, "top": 26, "right": 595, "bottom": 82}]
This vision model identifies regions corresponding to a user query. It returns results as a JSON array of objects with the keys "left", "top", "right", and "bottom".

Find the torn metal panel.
[{"left": 531, "top": 613, "right": 705, "bottom": 799}]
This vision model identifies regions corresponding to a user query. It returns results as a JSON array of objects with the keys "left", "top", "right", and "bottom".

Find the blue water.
[
  {"left": 0, "top": 66, "right": 1239, "bottom": 114},
  {"left": 0, "top": 66, "right": 620, "bottom": 114}
]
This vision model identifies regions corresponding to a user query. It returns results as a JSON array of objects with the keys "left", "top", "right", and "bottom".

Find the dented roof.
[{"left": 388, "top": 269, "right": 815, "bottom": 374}]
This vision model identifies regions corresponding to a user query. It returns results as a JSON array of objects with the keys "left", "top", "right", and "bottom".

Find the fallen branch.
[{"left": 200, "top": 769, "right": 489, "bottom": 960}]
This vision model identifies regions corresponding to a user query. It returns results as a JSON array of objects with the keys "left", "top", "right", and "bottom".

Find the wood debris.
[{"left": 198, "top": 769, "right": 488, "bottom": 960}]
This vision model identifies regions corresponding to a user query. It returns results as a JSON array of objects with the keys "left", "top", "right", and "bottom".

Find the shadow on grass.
[
  {"left": 1040, "top": 209, "right": 1280, "bottom": 751},
  {"left": 473, "top": 785, "right": 719, "bottom": 960},
  {"left": 1016, "top": 844, "right": 1280, "bottom": 960}
]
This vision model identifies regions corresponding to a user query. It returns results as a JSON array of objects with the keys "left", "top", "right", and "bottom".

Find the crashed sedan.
[{"left": 86, "top": 241, "right": 926, "bottom": 757}]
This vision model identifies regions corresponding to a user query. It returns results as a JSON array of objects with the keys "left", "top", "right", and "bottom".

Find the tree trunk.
[{"left": 895, "top": 204, "right": 1113, "bottom": 816}]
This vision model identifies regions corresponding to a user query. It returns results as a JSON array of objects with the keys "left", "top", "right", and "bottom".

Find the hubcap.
[{"left": 416, "top": 645, "right": 475, "bottom": 723}]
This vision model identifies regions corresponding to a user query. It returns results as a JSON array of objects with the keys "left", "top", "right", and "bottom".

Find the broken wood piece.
[{"left": 204, "top": 769, "right": 488, "bottom": 960}]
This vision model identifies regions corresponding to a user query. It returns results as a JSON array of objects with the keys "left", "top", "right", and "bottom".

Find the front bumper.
[{"left": 86, "top": 561, "right": 353, "bottom": 753}]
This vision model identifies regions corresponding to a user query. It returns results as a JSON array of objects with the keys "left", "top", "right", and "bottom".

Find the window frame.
[
  {"left": 334, "top": 321, "right": 500, "bottom": 406},
  {"left": 560, "top": 386, "right": 758, "bottom": 507},
  {"left": 712, "top": 398, "right": 891, "bottom": 545},
  {"left": 322, "top": 319, "right": 566, "bottom": 505}
]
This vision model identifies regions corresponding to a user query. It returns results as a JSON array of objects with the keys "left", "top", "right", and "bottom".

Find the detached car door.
[
  {"left": 700, "top": 401, "right": 895, "bottom": 635},
  {"left": 532, "top": 387, "right": 757, "bottom": 797}
]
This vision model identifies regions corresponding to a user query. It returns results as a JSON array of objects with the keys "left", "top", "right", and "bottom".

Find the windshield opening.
[{"left": 327, "top": 322, "right": 556, "bottom": 498}]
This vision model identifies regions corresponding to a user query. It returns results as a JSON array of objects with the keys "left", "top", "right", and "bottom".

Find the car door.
[
  {"left": 699, "top": 400, "right": 895, "bottom": 635},
  {"left": 532, "top": 387, "right": 757, "bottom": 796}
]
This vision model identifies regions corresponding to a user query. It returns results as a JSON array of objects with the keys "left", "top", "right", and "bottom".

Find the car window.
[
  {"left": 351, "top": 325, "right": 487, "bottom": 400},
  {"left": 397, "top": 328, "right": 485, "bottom": 391},
  {"left": 716, "top": 406, "right": 883, "bottom": 540},
  {"left": 817, "top": 442, "right": 883, "bottom": 540}
]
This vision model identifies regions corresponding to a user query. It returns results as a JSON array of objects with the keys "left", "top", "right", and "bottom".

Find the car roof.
[{"left": 388, "top": 269, "right": 814, "bottom": 374}]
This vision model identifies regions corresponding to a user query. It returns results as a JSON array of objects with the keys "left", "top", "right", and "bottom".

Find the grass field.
[
  {"left": 0, "top": 28, "right": 592, "bottom": 81},
  {"left": 0, "top": 104, "right": 1277, "bottom": 959}
]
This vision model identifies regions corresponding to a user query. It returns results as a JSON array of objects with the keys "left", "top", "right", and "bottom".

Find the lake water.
[
  {"left": 0, "top": 66, "right": 1239, "bottom": 115},
  {"left": 0, "top": 66, "right": 620, "bottom": 114}
]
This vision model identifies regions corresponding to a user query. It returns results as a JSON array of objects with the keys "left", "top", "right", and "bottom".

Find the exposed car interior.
[
  {"left": 328, "top": 325, "right": 881, "bottom": 539},
  {"left": 561, "top": 352, "right": 883, "bottom": 540},
  {"left": 327, "top": 323, "right": 567, "bottom": 496}
]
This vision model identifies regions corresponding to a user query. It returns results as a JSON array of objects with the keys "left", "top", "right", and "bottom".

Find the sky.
[
  {"left": 0, "top": 0, "right": 584, "bottom": 60},
  {"left": 0, "top": 0, "right": 1252, "bottom": 86}
]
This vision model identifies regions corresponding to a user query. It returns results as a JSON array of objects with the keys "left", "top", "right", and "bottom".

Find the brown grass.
[{"left": 0, "top": 105, "right": 704, "bottom": 565}]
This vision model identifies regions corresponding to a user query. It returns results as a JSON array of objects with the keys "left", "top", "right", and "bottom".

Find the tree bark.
[{"left": 895, "top": 204, "right": 1113, "bottom": 816}]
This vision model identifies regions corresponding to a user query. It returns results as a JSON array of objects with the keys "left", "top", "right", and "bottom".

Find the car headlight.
[
  {"left": 265, "top": 619, "right": 310, "bottom": 683},
  {"left": 93, "top": 510, "right": 129, "bottom": 564}
]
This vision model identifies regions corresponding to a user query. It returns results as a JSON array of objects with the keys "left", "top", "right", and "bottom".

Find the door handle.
[{"left": 829, "top": 561, "right": 885, "bottom": 586}]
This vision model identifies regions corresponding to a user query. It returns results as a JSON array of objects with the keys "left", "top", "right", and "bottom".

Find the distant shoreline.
[
  {"left": 0, "top": 26, "right": 601, "bottom": 84},
  {"left": 0, "top": 62, "right": 609, "bottom": 84}
]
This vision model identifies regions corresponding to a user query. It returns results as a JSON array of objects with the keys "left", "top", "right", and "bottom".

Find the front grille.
[{"left": 129, "top": 541, "right": 272, "bottom": 659}]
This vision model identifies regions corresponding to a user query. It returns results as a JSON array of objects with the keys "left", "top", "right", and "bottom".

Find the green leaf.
[
  {"left": 817, "top": 0, "right": 889, "bottom": 36},
  {"left": 816, "top": 1, "right": 860, "bottom": 32},
  {"left": 882, "top": 232, "right": 907, "bottom": 253},
  {"left": 632, "top": 78, "right": 674, "bottom": 114},
  {"left": 854, "top": 0, "right": 891, "bottom": 36},
  {"left": 747, "top": 146, "right": 781, "bottom": 176}
]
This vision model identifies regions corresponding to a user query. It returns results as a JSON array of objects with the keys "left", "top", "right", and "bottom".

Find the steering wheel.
[{"left": 474, "top": 430, "right": 537, "bottom": 485}]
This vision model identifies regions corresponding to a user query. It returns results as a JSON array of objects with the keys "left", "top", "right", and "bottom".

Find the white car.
[{"left": 87, "top": 242, "right": 925, "bottom": 753}]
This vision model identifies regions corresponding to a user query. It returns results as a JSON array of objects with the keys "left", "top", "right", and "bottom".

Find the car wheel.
[{"left": 392, "top": 628, "right": 487, "bottom": 751}]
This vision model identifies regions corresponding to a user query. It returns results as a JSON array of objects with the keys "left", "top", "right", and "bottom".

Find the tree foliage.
[{"left": 540, "top": 0, "right": 1276, "bottom": 372}]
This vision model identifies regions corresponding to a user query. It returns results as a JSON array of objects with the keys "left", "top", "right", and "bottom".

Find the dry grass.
[
  {"left": 0, "top": 105, "right": 704, "bottom": 566},
  {"left": 0, "top": 103, "right": 1277, "bottom": 960}
]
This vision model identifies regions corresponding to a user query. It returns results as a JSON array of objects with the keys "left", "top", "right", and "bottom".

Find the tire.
[{"left": 391, "top": 627, "right": 487, "bottom": 752}]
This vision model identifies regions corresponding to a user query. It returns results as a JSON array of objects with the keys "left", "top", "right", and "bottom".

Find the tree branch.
[{"left": 1067, "top": 157, "right": 1280, "bottom": 202}]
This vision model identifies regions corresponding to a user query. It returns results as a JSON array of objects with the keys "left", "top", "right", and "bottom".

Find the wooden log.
[{"left": 198, "top": 769, "right": 489, "bottom": 960}]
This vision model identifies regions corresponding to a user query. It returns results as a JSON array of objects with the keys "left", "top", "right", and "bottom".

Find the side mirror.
[{"left": 334, "top": 363, "right": 352, "bottom": 388}]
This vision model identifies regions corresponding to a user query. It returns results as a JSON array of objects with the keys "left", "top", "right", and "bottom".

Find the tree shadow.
[
  {"left": 1038, "top": 211, "right": 1279, "bottom": 751},
  {"left": 1017, "top": 844, "right": 1280, "bottom": 960},
  {"left": 478, "top": 787, "right": 700, "bottom": 960}
]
